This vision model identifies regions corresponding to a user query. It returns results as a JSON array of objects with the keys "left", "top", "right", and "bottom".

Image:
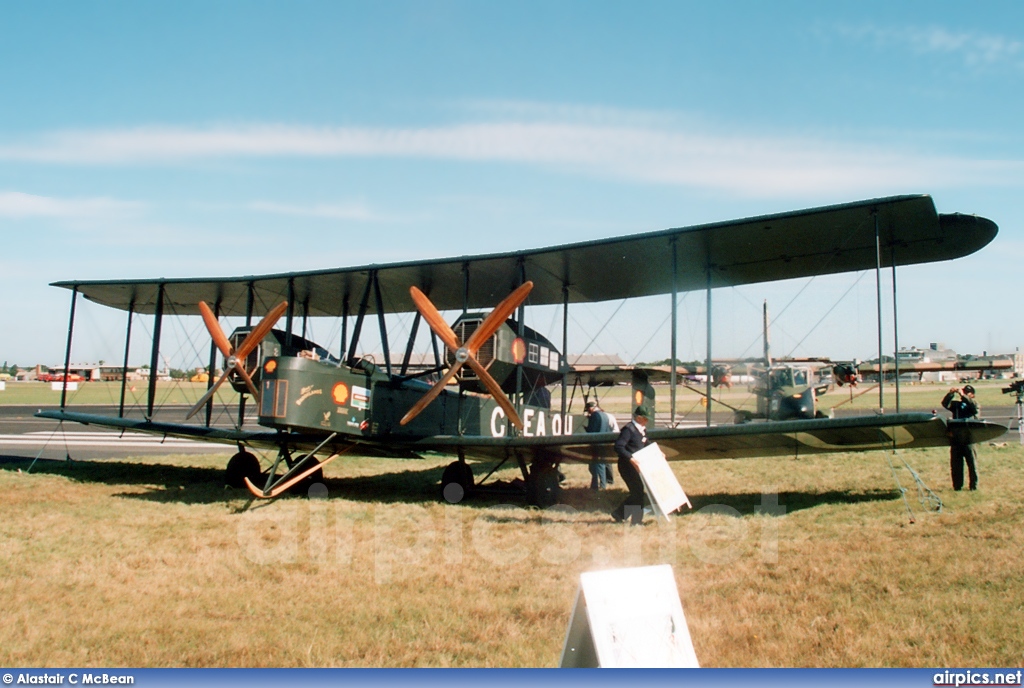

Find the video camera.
[{"left": 1001, "top": 379, "right": 1024, "bottom": 395}]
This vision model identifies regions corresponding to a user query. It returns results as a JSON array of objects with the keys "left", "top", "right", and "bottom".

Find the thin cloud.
[
  {"left": 836, "top": 23, "right": 1024, "bottom": 68},
  {"left": 1, "top": 120, "right": 1023, "bottom": 198},
  {"left": 0, "top": 190, "right": 143, "bottom": 219},
  {"left": 248, "top": 200, "right": 387, "bottom": 221}
]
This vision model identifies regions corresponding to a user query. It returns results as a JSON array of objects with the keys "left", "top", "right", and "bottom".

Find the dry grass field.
[{"left": 2, "top": 434, "right": 1022, "bottom": 667}]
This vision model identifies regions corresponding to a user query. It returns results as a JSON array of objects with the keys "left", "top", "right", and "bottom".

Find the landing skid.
[
  {"left": 244, "top": 451, "right": 341, "bottom": 499},
  {"left": 243, "top": 434, "right": 353, "bottom": 499}
]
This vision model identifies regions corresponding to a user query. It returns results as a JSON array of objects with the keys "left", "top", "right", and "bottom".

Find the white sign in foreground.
[
  {"left": 560, "top": 564, "right": 699, "bottom": 668},
  {"left": 632, "top": 441, "right": 691, "bottom": 521}
]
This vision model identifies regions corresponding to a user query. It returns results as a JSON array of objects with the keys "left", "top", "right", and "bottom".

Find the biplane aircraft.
[{"left": 37, "top": 195, "right": 1007, "bottom": 506}]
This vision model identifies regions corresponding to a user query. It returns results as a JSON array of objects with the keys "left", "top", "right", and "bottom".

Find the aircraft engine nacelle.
[
  {"left": 711, "top": 365, "right": 732, "bottom": 388},
  {"left": 225, "top": 327, "right": 338, "bottom": 395},
  {"left": 447, "top": 314, "right": 564, "bottom": 400},
  {"left": 833, "top": 363, "right": 859, "bottom": 387}
]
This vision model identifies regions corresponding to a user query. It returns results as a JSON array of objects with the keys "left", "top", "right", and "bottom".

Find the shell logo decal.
[
  {"left": 511, "top": 337, "right": 526, "bottom": 364},
  {"left": 332, "top": 382, "right": 350, "bottom": 405},
  {"left": 264, "top": 359, "right": 277, "bottom": 374}
]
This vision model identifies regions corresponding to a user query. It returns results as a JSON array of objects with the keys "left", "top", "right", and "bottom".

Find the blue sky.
[{"left": 2, "top": 1, "right": 1022, "bottom": 369}]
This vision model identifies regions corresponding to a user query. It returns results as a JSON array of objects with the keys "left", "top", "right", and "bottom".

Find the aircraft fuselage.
[{"left": 258, "top": 355, "right": 584, "bottom": 441}]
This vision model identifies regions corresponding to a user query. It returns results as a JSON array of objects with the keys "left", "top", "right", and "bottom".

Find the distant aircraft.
[
  {"left": 728, "top": 302, "right": 1012, "bottom": 423},
  {"left": 835, "top": 357, "right": 1013, "bottom": 386},
  {"left": 37, "top": 195, "right": 1007, "bottom": 505}
]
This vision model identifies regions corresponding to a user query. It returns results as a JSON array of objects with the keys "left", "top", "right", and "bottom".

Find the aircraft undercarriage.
[
  {"left": 438, "top": 449, "right": 562, "bottom": 508},
  {"left": 230, "top": 438, "right": 562, "bottom": 507},
  {"left": 231, "top": 441, "right": 331, "bottom": 498}
]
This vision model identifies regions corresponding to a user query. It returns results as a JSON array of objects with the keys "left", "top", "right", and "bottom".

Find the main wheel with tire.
[
  {"left": 530, "top": 462, "right": 562, "bottom": 508},
  {"left": 291, "top": 454, "right": 325, "bottom": 495},
  {"left": 225, "top": 450, "right": 262, "bottom": 488},
  {"left": 440, "top": 461, "right": 474, "bottom": 503}
]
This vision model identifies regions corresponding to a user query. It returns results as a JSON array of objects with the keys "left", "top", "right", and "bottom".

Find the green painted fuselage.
[{"left": 258, "top": 355, "right": 584, "bottom": 441}]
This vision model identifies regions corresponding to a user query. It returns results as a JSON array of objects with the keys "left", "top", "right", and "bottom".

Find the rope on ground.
[
  {"left": 900, "top": 453, "right": 943, "bottom": 513},
  {"left": 884, "top": 450, "right": 916, "bottom": 524}
]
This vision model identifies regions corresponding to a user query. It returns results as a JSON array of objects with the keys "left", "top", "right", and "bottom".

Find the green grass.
[{"left": 1, "top": 439, "right": 1022, "bottom": 667}]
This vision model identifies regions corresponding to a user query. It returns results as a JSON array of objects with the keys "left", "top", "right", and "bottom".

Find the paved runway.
[{"left": 0, "top": 405, "right": 237, "bottom": 461}]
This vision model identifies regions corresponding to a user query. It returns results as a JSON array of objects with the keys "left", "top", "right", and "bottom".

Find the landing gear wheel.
[
  {"left": 530, "top": 463, "right": 562, "bottom": 508},
  {"left": 291, "top": 454, "right": 325, "bottom": 495},
  {"left": 225, "top": 450, "right": 262, "bottom": 488},
  {"left": 440, "top": 461, "right": 474, "bottom": 503}
]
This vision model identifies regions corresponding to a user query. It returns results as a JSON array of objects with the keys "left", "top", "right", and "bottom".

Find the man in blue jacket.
[
  {"left": 611, "top": 406, "right": 652, "bottom": 525},
  {"left": 585, "top": 401, "right": 617, "bottom": 490}
]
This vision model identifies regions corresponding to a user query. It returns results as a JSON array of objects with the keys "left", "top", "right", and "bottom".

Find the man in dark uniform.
[
  {"left": 611, "top": 406, "right": 651, "bottom": 525},
  {"left": 942, "top": 384, "right": 980, "bottom": 491}
]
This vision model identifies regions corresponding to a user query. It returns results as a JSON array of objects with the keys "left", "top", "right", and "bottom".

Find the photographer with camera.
[{"left": 941, "top": 384, "right": 980, "bottom": 491}]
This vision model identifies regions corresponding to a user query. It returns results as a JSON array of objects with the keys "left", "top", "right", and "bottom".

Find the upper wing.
[
  {"left": 407, "top": 413, "right": 1007, "bottom": 463},
  {"left": 52, "top": 195, "right": 995, "bottom": 317}
]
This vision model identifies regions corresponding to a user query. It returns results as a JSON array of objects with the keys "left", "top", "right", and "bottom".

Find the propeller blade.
[
  {"left": 399, "top": 361, "right": 464, "bottom": 426},
  {"left": 233, "top": 362, "right": 261, "bottom": 399},
  {"left": 465, "top": 281, "right": 533, "bottom": 354},
  {"left": 409, "top": 287, "right": 461, "bottom": 351},
  {"left": 402, "top": 281, "right": 532, "bottom": 429},
  {"left": 198, "top": 301, "right": 233, "bottom": 358},
  {"left": 186, "top": 369, "right": 232, "bottom": 420},
  {"left": 234, "top": 301, "right": 289, "bottom": 360},
  {"left": 466, "top": 356, "right": 523, "bottom": 430}
]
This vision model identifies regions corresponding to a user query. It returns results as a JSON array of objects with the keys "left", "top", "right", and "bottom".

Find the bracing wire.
[{"left": 784, "top": 272, "right": 868, "bottom": 358}]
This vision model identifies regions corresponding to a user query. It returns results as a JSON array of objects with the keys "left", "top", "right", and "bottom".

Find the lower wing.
[
  {"left": 410, "top": 413, "right": 1006, "bottom": 463},
  {"left": 35, "top": 410, "right": 1005, "bottom": 465},
  {"left": 32, "top": 410, "right": 422, "bottom": 459}
]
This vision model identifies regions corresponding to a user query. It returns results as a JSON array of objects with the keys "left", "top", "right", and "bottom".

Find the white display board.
[
  {"left": 51, "top": 382, "right": 77, "bottom": 391},
  {"left": 560, "top": 564, "right": 699, "bottom": 668},
  {"left": 632, "top": 442, "right": 691, "bottom": 521}
]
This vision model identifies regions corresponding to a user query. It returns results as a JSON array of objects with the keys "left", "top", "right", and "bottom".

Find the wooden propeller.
[
  {"left": 400, "top": 281, "right": 534, "bottom": 429},
  {"left": 186, "top": 300, "right": 289, "bottom": 419}
]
